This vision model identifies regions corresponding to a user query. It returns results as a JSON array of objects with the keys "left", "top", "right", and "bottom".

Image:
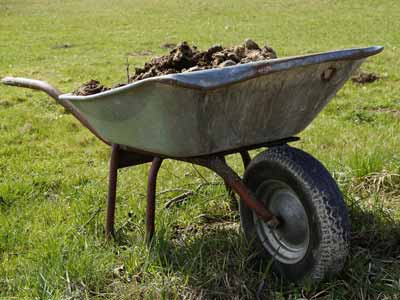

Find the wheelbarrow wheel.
[{"left": 239, "top": 145, "right": 350, "bottom": 282}]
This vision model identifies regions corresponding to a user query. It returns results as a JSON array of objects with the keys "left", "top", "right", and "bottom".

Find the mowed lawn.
[{"left": 0, "top": 0, "right": 399, "bottom": 299}]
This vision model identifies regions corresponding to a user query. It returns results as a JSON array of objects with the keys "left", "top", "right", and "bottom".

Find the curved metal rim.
[
  {"left": 60, "top": 46, "right": 383, "bottom": 101},
  {"left": 252, "top": 179, "right": 310, "bottom": 264}
]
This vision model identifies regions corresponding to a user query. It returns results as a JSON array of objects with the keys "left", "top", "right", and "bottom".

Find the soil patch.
[
  {"left": 161, "top": 42, "right": 176, "bottom": 49},
  {"left": 52, "top": 43, "right": 74, "bottom": 49},
  {"left": 72, "top": 39, "right": 277, "bottom": 96},
  {"left": 366, "top": 107, "right": 400, "bottom": 118},
  {"left": 127, "top": 50, "right": 154, "bottom": 57},
  {"left": 352, "top": 72, "right": 380, "bottom": 84},
  {"left": 131, "top": 39, "right": 276, "bottom": 82}
]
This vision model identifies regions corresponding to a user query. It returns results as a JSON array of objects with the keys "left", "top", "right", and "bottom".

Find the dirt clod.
[
  {"left": 352, "top": 72, "right": 380, "bottom": 84},
  {"left": 73, "top": 39, "right": 277, "bottom": 96},
  {"left": 219, "top": 60, "right": 236, "bottom": 68},
  {"left": 73, "top": 80, "right": 109, "bottom": 96},
  {"left": 244, "top": 38, "right": 260, "bottom": 50},
  {"left": 52, "top": 43, "right": 74, "bottom": 49}
]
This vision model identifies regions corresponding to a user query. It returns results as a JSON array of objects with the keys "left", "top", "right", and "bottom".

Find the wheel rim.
[{"left": 252, "top": 179, "right": 310, "bottom": 264}]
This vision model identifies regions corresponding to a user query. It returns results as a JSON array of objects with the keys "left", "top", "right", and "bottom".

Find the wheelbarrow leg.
[
  {"left": 239, "top": 151, "right": 251, "bottom": 169},
  {"left": 220, "top": 156, "right": 238, "bottom": 210},
  {"left": 222, "top": 151, "right": 252, "bottom": 210},
  {"left": 146, "top": 157, "right": 163, "bottom": 244},
  {"left": 105, "top": 144, "right": 120, "bottom": 239}
]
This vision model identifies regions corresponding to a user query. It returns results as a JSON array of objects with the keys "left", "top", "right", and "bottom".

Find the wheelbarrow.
[{"left": 1, "top": 46, "right": 383, "bottom": 282}]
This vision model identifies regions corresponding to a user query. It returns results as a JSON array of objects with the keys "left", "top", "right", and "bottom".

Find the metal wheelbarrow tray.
[{"left": 2, "top": 46, "right": 383, "bottom": 283}]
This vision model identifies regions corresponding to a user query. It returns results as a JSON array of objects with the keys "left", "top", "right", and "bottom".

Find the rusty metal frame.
[
  {"left": 221, "top": 151, "right": 251, "bottom": 210},
  {"left": 105, "top": 144, "right": 119, "bottom": 238},
  {"left": 104, "top": 137, "right": 295, "bottom": 242},
  {"left": 146, "top": 157, "right": 163, "bottom": 242}
]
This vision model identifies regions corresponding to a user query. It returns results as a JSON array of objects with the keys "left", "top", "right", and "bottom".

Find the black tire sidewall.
[{"left": 240, "top": 146, "right": 348, "bottom": 282}]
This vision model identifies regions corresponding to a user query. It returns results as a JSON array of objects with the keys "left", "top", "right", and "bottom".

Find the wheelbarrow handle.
[
  {"left": 1, "top": 76, "right": 62, "bottom": 101},
  {"left": 2, "top": 76, "right": 110, "bottom": 145}
]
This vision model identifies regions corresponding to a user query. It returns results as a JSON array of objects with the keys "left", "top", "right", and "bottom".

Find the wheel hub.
[{"left": 253, "top": 180, "right": 310, "bottom": 264}]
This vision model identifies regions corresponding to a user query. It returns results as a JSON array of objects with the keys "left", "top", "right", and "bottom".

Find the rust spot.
[
  {"left": 321, "top": 67, "right": 336, "bottom": 82},
  {"left": 256, "top": 64, "right": 273, "bottom": 75}
]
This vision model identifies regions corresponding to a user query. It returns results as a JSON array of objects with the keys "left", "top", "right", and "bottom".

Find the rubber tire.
[{"left": 239, "top": 145, "right": 350, "bottom": 283}]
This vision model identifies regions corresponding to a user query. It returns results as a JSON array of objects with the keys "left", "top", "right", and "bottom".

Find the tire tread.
[{"left": 241, "top": 145, "right": 350, "bottom": 281}]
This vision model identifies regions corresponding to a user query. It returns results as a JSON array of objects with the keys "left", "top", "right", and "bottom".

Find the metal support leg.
[
  {"left": 220, "top": 156, "right": 239, "bottom": 210},
  {"left": 146, "top": 157, "right": 163, "bottom": 243},
  {"left": 222, "top": 152, "right": 251, "bottom": 210},
  {"left": 105, "top": 144, "right": 120, "bottom": 239},
  {"left": 239, "top": 151, "right": 251, "bottom": 169}
]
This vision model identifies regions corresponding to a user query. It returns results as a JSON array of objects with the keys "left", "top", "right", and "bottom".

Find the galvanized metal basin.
[{"left": 59, "top": 46, "right": 383, "bottom": 157}]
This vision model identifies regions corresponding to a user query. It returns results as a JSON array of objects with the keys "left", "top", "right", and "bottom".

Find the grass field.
[{"left": 1, "top": 0, "right": 400, "bottom": 299}]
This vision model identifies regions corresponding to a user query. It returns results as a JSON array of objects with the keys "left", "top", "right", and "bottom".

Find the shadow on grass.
[
  {"left": 153, "top": 205, "right": 400, "bottom": 299},
  {"left": 111, "top": 202, "right": 400, "bottom": 300},
  {"left": 344, "top": 202, "right": 400, "bottom": 297},
  {"left": 155, "top": 222, "right": 279, "bottom": 300}
]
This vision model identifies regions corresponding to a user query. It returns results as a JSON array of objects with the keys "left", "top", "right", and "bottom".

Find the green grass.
[{"left": 1, "top": 0, "right": 400, "bottom": 299}]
